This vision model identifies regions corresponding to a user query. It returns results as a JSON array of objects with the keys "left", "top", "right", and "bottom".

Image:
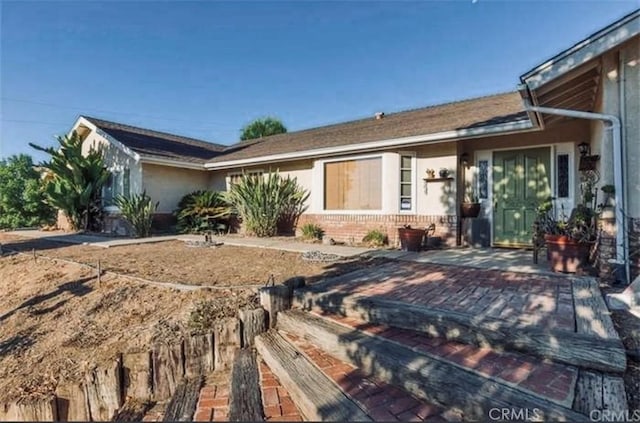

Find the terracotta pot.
[
  {"left": 460, "top": 203, "right": 481, "bottom": 218},
  {"left": 544, "top": 234, "right": 593, "bottom": 273},
  {"left": 398, "top": 228, "right": 424, "bottom": 252}
]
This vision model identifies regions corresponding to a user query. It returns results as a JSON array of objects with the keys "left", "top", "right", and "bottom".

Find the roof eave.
[
  {"left": 521, "top": 10, "right": 639, "bottom": 90},
  {"left": 139, "top": 154, "right": 207, "bottom": 170},
  {"left": 204, "top": 118, "right": 535, "bottom": 170}
]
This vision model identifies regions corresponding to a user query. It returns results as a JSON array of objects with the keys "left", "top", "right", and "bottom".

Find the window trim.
[
  {"left": 318, "top": 153, "right": 385, "bottom": 214},
  {"left": 225, "top": 169, "right": 264, "bottom": 190},
  {"left": 398, "top": 151, "right": 417, "bottom": 214}
]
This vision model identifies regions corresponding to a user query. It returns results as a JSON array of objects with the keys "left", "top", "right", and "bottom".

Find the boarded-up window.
[{"left": 324, "top": 157, "right": 382, "bottom": 210}]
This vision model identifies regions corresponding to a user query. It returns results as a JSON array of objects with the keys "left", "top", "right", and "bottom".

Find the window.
[
  {"left": 556, "top": 154, "right": 569, "bottom": 198},
  {"left": 478, "top": 160, "right": 489, "bottom": 199},
  {"left": 324, "top": 157, "right": 382, "bottom": 210},
  {"left": 399, "top": 155, "right": 414, "bottom": 211},
  {"left": 103, "top": 169, "right": 130, "bottom": 206},
  {"left": 227, "top": 170, "right": 263, "bottom": 189}
]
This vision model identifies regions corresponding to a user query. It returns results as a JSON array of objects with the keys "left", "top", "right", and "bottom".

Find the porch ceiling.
[{"left": 529, "top": 59, "right": 602, "bottom": 127}]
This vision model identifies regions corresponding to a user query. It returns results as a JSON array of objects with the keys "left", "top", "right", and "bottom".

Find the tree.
[
  {"left": 30, "top": 131, "right": 110, "bottom": 231},
  {"left": 0, "top": 154, "right": 56, "bottom": 229},
  {"left": 240, "top": 117, "right": 287, "bottom": 141}
]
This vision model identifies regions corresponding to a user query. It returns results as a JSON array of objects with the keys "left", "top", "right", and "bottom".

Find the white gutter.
[
  {"left": 205, "top": 119, "right": 535, "bottom": 169},
  {"left": 139, "top": 155, "right": 206, "bottom": 170},
  {"left": 526, "top": 105, "right": 629, "bottom": 283}
]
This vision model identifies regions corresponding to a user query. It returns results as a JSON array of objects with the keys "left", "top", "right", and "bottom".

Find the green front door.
[{"left": 493, "top": 147, "right": 551, "bottom": 246}]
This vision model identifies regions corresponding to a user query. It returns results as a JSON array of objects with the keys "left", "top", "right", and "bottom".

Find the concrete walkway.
[
  {"left": 367, "top": 247, "right": 557, "bottom": 276},
  {"left": 7, "top": 230, "right": 181, "bottom": 248},
  {"left": 198, "top": 234, "right": 372, "bottom": 257}
]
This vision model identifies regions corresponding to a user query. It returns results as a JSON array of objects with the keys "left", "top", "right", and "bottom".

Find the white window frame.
[
  {"left": 225, "top": 169, "right": 264, "bottom": 191},
  {"left": 398, "top": 151, "right": 417, "bottom": 214},
  {"left": 317, "top": 153, "right": 386, "bottom": 214},
  {"left": 103, "top": 166, "right": 130, "bottom": 212}
]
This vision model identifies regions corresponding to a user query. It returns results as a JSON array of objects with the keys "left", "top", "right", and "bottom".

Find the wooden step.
[
  {"left": 292, "top": 287, "right": 626, "bottom": 373},
  {"left": 282, "top": 332, "right": 455, "bottom": 421},
  {"left": 228, "top": 349, "right": 263, "bottom": 421},
  {"left": 255, "top": 331, "right": 371, "bottom": 422},
  {"left": 277, "top": 309, "right": 587, "bottom": 421}
]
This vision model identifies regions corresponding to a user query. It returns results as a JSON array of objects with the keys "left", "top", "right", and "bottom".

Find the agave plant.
[
  {"left": 115, "top": 191, "right": 158, "bottom": 237},
  {"left": 175, "top": 190, "right": 231, "bottom": 233},
  {"left": 225, "top": 172, "right": 309, "bottom": 237}
]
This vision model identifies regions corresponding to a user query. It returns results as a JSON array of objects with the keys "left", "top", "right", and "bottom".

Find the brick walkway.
[
  {"left": 194, "top": 374, "right": 230, "bottom": 422},
  {"left": 312, "top": 261, "right": 576, "bottom": 331},
  {"left": 320, "top": 311, "right": 578, "bottom": 407},
  {"left": 285, "top": 332, "right": 451, "bottom": 421},
  {"left": 259, "top": 360, "right": 304, "bottom": 421}
]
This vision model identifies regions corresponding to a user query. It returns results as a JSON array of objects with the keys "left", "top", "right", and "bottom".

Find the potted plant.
[
  {"left": 536, "top": 198, "right": 598, "bottom": 273},
  {"left": 397, "top": 225, "right": 424, "bottom": 252}
]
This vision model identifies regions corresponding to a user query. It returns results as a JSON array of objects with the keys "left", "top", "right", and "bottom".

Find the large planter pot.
[
  {"left": 460, "top": 203, "right": 481, "bottom": 218},
  {"left": 398, "top": 228, "right": 424, "bottom": 252},
  {"left": 544, "top": 234, "right": 593, "bottom": 273}
]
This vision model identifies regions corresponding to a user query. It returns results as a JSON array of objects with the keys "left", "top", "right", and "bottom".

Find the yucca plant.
[
  {"left": 115, "top": 191, "right": 158, "bottom": 237},
  {"left": 176, "top": 190, "right": 231, "bottom": 233},
  {"left": 225, "top": 172, "right": 309, "bottom": 237},
  {"left": 30, "top": 131, "right": 110, "bottom": 231}
]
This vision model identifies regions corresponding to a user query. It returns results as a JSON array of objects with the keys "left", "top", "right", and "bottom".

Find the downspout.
[{"left": 524, "top": 104, "right": 629, "bottom": 283}]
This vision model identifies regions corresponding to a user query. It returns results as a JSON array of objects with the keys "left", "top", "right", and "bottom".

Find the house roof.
[
  {"left": 82, "top": 116, "right": 226, "bottom": 164},
  {"left": 206, "top": 92, "right": 527, "bottom": 165}
]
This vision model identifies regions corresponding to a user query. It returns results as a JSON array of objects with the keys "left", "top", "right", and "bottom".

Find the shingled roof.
[
  {"left": 83, "top": 116, "right": 226, "bottom": 164},
  {"left": 208, "top": 91, "right": 528, "bottom": 165}
]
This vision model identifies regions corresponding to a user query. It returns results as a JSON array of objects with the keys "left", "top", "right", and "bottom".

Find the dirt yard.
[
  {"left": 0, "top": 234, "right": 384, "bottom": 404},
  {"left": 0, "top": 234, "right": 382, "bottom": 287}
]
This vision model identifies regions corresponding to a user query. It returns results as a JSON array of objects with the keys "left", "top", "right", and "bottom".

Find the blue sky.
[{"left": 1, "top": 1, "right": 637, "bottom": 161}]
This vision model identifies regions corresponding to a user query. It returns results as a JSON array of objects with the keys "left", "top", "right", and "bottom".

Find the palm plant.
[
  {"left": 30, "top": 131, "right": 110, "bottom": 231},
  {"left": 114, "top": 191, "right": 158, "bottom": 237},
  {"left": 175, "top": 190, "right": 231, "bottom": 233},
  {"left": 225, "top": 172, "right": 309, "bottom": 237}
]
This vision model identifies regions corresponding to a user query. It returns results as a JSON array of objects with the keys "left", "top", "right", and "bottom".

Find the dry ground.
[
  {"left": 0, "top": 234, "right": 384, "bottom": 404},
  {"left": 0, "top": 234, "right": 379, "bottom": 287},
  {"left": 611, "top": 310, "right": 640, "bottom": 412}
]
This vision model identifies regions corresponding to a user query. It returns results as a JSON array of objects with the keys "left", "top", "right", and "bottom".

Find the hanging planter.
[{"left": 460, "top": 202, "right": 481, "bottom": 218}]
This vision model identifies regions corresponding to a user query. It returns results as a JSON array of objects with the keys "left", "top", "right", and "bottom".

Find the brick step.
[
  {"left": 276, "top": 309, "right": 587, "bottom": 421},
  {"left": 282, "top": 332, "right": 453, "bottom": 421},
  {"left": 258, "top": 355, "right": 304, "bottom": 421},
  {"left": 314, "top": 310, "right": 578, "bottom": 407},
  {"left": 292, "top": 282, "right": 626, "bottom": 373},
  {"left": 193, "top": 372, "right": 230, "bottom": 422}
]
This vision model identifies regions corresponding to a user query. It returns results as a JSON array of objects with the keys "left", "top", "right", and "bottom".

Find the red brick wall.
[{"left": 297, "top": 213, "right": 458, "bottom": 246}]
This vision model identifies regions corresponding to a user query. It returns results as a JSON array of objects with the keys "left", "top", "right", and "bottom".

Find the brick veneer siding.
[
  {"left": 297, "top": 214, "right": 458, "bottom": 247},
  {"left": 598, "top": 216, "right": 617, "bottom": 281}
]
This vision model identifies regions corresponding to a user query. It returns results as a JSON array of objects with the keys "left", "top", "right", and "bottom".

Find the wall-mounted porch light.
[
  {"left": 578, "top": 142, "right": 591, "bottom": 157},
  {"left": 460, "top": 153, "right": 470, "bottom": 168}
]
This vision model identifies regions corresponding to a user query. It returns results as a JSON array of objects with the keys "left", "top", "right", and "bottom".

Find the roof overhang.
[
  {"left": 205, "top": 118, "right": 535, "bottom": 170},
  {"left": 139, "top": 155, "right": 206, "bottom": 170},
  {"left": 71, "top": 116, "right": 141, "bottom": 161},
  {"left": 520, "top": 10, "right": 639, "bottom": 127},
  {"left": 521, "top": 10, "right": 639, "bottom": 90}
]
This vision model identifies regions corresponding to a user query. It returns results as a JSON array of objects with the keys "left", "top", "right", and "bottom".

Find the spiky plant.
[
  {"left": 114, "top": 191, "right": 158, "bottom": 237},
  {"left": 30, "top": 131, "right": 110, "bottom": 231},
  {"left": 175, "top": 190, "right": 231, "bottom": 233},
  {"left": 225, "top": 172, "right": 309, "bottom": 237}
]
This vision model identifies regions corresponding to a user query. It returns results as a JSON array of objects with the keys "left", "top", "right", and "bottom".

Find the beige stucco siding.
[
  {"left": 591, "top": 36, "right": 640, "bottom": 217},
  {"left": 81, "top": 132, "right": 143, "bottom": 197},
  {"left": 142, "top": 163, "right": 210, "bottom": 213}
]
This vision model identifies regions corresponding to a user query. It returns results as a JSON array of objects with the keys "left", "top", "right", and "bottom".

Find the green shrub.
[
  {"left": 301, "top": 223, "right": 324, "bottom": 240},
  {"left": 225, "top": 172, "right": 309, "bottom": 237},
  {"left": 115, "top": 191, "right": 158, "bottom": 237},
  {"left": 176, "top": 190, "right": 231, "bottom": 233},
  {"left": 362, "top": 229, "right": 388, "bottom": 247}
]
